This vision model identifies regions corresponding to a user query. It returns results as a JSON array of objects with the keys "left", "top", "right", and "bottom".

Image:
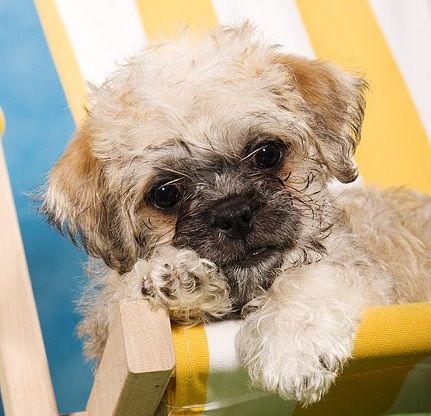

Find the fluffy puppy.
[{"left": 42, "top": 23, "right": 431, "bottom": 403}]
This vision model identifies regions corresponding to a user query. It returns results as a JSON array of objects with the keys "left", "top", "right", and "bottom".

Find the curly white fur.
[
  {"left": 237, "top": 232, "right": 394, "bottom": 403},
  {"left": 78, "top": 246, "right": 231, "bottom": 360},
  {"left": 141, "top": 246, "right": 231, "bottom": 322}
]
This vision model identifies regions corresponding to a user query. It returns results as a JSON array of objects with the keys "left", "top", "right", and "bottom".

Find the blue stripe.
[{"left": 0, "top": 0, "right": 92, "bottom": 413}]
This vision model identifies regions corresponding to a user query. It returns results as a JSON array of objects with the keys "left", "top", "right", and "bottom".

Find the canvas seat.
[
  {"left": 1, "top": 1, "right": 430, "bottom": 415},
  {"left": 168, "top": 304, "right": 431, "bottom": 415}
]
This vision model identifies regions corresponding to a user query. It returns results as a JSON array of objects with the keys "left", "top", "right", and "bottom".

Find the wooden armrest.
[
  {"left": 62, "top": 413, "right": 88, "bottom": 416},
  {"left": 86, "top": 301, "right": 175, "bottom": 416},
  {"left": 0, "top": 144, "right": 58, "bottom": 415}
]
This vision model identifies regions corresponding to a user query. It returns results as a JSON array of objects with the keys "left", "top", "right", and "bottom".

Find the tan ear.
[
  {"left": 277, "top": 55, "right": 367, "bottom": 183},
  {"left": 42, "top": 123, "right": 137, "bottom": 273}
]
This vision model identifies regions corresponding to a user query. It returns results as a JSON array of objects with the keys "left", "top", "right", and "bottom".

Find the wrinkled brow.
[{"left": 143, "top": 137, "right": 239, "bottom": 165}]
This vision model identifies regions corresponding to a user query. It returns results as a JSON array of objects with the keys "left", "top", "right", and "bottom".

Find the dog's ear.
[
  {"left": 42, "top": 123, "right": 137, "bottom": 273},
  {"left": 277, "top": 55, "right": 367, "bottom": 183}
]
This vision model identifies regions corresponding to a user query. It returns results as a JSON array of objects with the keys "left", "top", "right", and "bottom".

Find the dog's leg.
[
  {"left": 237, "top": 261, "right": 373, "bottom": 404},
  {"left": 78, "top": 247, "right": 230, "bottom": 359},
  {"left": 141, "top": 246, "right": 231, "bottom": 323}
]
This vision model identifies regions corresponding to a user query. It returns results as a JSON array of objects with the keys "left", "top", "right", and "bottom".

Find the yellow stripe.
[
  {"left": 294, "top": 303, "right": 431, "bottom": 416},
  {"left": 168, "top": 324, "right": 209, "bottom": 415},
  {"left": 294, "top": 367, "right": 416, "bottom": 416},
  {"left": 0, "top": 107, "right": 5, "bottom": 137},
  {"left": 34, "top": 0, "right": 86, "bottom": 124},
  {"left": 135, "top": 0, "right": 217, "bottom": 39},
  {"left": 296, "top": 0, "right": 431, "bottom": 194},
  {"left": 352, "top": 303, "right": 431, "bottom": 361}
]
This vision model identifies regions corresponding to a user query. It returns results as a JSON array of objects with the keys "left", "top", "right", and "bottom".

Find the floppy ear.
[
  {"left": 277, "top": 55, "right": 367, "bottom": 183},
  {"left": 42, "top": 123, "right": 137, "bottom": 273}
]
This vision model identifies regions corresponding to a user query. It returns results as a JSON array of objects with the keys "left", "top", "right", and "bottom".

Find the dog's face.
[{"left": 43, "top": 24, "right": 366, "bottom": 308}]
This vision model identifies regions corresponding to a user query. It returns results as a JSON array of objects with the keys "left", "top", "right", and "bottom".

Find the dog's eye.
[
  {"left": 254, "top": 142, "right": 283, "bottom": 169},
  {"left": 150, "top": 182, "right": 183, "bottom": 210}
]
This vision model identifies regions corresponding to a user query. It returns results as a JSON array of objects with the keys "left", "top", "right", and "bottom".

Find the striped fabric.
[
  {"left": 33, "top": 1, "right": 431, "bottom": 415},
  {"left": 170, "top": 304, "right": 431, "bottom": 415}
]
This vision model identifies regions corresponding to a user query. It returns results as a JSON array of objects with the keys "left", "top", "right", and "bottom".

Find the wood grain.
[
  {"left": 0, "top": 144, "right": 58, "bottom": 415},
  {"left": 86, "top": 301, "right": 175, "bottom": 416},
  {"left": 62, "top": 413, "right": 88, "bottom": 416}
]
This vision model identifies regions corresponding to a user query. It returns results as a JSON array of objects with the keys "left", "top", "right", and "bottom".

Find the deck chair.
[{"left": 1, "top": 1, "right": 431, "bottom": 415}]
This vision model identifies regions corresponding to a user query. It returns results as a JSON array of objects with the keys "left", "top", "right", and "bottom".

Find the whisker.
[{"left": 159, "top": 167, "right": 193, "bottom": 181}]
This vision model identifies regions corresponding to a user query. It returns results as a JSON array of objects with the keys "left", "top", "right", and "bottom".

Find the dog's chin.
[{"left": 221, "top": 248, "right": 285, "bottom": 311}]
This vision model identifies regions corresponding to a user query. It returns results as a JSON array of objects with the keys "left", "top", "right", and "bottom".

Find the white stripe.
[
  {"left": 212, "top": 0, "right": 315, "bottom": 58},
  {"left": 206, "top": 320, "right": 241, "bottom": 373},
  {"left": 204, "top": 321, "right": 297, "bottom": 415},
  {"left": 55, "top": 0, "right": 146, "bottom": 86},
  {"left": 370, "top": 0, "right": 431, "bottom": 141}
]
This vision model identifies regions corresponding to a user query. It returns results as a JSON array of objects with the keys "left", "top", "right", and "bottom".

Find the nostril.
[
  {"left": 213, "top": 197, "right": 254, "bottom": 239},
  {"left": 241, "top": 206, "right": 253, "bottom": 224},
  {"left": 217, "top": 218, "right": 231, "bottom": 230}
]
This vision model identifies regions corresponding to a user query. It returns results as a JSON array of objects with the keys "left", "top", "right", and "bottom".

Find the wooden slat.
[
  {"left": 0, "top": 143, "right": 58, "bottom": 415},
  {"left": 62, "top": 413, "right": 88, "bottom": 416},
  {"left": 86, "top": 301, "right": 175, "bottom": 416}
]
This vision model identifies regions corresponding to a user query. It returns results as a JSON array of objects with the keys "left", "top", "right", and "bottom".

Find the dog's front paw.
[
  {"left": 237, "top": 309, "right": 353, "bottom": 404},
  {"left": 143, "top": 246, "right": 231, "bottom": 323}
]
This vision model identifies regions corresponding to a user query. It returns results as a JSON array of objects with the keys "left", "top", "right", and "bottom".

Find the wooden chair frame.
[{"left": 0, "top": 138, "right": 174, "bottom": 416}]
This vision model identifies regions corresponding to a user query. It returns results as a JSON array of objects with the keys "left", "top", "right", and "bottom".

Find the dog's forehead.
[
  {"left": 89, "top": 30, "right": 302, "bottom": 161},
  {"left": 93, "top": 75, "right": 290, "bottom": 162},
  {"left": 132, "top": 67, "right": 286, "bottom": 154}
]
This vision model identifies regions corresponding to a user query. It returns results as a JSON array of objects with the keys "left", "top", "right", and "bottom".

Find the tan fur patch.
[{"left": 275, "top": 54, "right": 367, "bottom": 183}]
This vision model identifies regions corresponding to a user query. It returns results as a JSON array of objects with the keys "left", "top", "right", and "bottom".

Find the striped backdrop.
[
  {"left": 34, "top": 0, "right": 431, "bottom": 194},
  {"left": 33, "top": 1, "right": 431, "bottom": 415}
]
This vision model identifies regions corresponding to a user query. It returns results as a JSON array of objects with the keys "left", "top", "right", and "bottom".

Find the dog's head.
[{"left": 43, "top": 23, "right": 366, "bottom": 308}]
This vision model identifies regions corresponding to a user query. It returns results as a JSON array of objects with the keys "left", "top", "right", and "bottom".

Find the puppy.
[{"left": 42, "top": 23, "right": 431, "bottom": 403}]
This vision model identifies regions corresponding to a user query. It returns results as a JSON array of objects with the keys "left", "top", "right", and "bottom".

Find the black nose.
[{"left": 213, "top": 197, "right": 253, "bottom": 240}]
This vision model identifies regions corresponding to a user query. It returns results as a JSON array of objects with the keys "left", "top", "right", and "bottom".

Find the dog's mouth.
[
  {"left": 225, "top": 245, "right": 279, "bottom": 268},
  {"left": 246, "top": 245, "right": 274, "bottom": 262},
  {"left": 222, "top": 244, "right": 285, "bottom": 309}
]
